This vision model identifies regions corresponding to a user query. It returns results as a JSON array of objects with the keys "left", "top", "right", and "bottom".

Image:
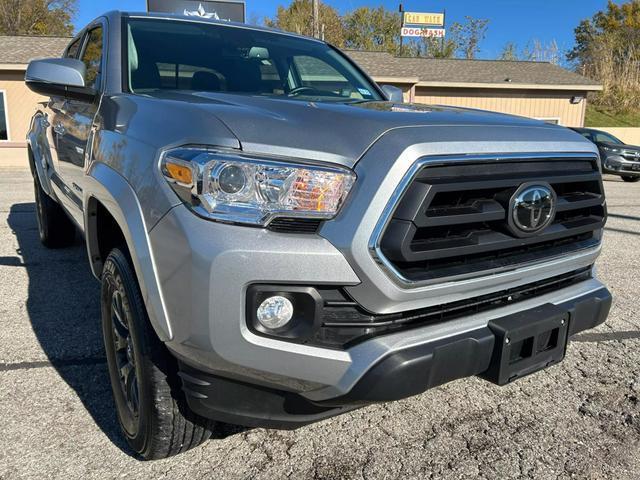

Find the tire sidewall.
[
  {"left": 101, "top": 249, "right": 155, "bottom": 456},
  {"left": 33, "top": 179, "right": 48, "bottom": 243},
  {"left": 621, "top": 176, "right": 640, "bottom": 183}
]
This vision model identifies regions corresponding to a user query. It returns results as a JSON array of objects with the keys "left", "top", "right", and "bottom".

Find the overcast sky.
[{"left": 74, "top": 0, "right": 614, "bottom": 59}]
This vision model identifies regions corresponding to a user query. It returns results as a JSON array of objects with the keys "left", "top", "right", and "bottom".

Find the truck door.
[{"left": 54, "top": 25, "right": 103, "bottom": 222}]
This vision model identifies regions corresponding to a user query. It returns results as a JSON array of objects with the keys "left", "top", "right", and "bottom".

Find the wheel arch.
[{"left": 84, "top": 162, "right": 173, "bottom": 341}]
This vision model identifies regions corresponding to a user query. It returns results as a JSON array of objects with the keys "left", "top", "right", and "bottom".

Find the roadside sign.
[
  {"left": 403, "top": 12, "right": 445, "bottom": 27},
  {"left": 147, "top": 0, "right": 246, "bottom": 22},
  {"left": 401, "top": 27, "right": 446, "bottom": 38}
]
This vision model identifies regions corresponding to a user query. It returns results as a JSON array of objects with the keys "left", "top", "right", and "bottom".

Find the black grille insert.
[
  {"left": 268, "top": 218, "right": 322, "bottom": 234},
  {"left": 310, "top": 267, "right": 593, "bottom": 348},
  {"left": 379, "top": 156, "right": 605, "bottom": 282}
]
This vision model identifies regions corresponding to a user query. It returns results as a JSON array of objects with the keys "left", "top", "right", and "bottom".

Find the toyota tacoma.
[{"left": 25, "top": 11, "right": 611, "bottom": 459}]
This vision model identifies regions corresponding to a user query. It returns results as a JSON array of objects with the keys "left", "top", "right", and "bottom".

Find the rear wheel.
[
  {"left": 101, "top": 248, "right": 214, "bottom": 459},
  {"left": 621, "top": 175, "right": 640, "bottom": 183},
  {"left": 33, "top": 177, "right": 76, "bottom": 248}
]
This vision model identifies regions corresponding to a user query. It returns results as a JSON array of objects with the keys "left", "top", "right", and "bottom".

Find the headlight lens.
[
  {"left": 603, "top": 146, "right": 623, "bottom": 154},
  {"left": 161, "top": 148, "right": 355, "bottom": 226}
]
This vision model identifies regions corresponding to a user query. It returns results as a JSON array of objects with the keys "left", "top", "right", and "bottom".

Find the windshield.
[
  {"left": 125, "top": 18, "right": 383, "bottom": 103},
  {"left": 592, "top": 130, "right": 623, "bottom": 144}
]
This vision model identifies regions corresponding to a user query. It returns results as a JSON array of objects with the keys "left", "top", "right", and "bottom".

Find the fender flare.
[
  {"left": 83, "top": 162, "right": 173, "bottom": 341},
  {"left": 26, "top": 113, "right": 54, "bottom": 196}
]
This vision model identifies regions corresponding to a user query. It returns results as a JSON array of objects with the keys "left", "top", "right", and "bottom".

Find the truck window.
[
  {"left": 593, "top": 131, "right": 623, "bottom": 144},
  {"left": 80, "top": 27, "right": 103, "bottom": 90},
  {"left": 292, "top": 55, "right": 367, "bottom": 99},
  {"left": 65, "top": 37, "right": 82, "bottom": 59},
  {"left": 126, "top": 18, "right": 381, "bottom": 102}
]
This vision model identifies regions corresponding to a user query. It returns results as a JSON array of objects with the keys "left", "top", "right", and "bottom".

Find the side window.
[
  {"left": 65, "top": 37, "right": 82, "bottom": 59},
  {"left": 580, "top": 132, "right": 594, "bottom": 142},
  {"left": 80, "top": 27, "right": 103, "bottom": 90}
]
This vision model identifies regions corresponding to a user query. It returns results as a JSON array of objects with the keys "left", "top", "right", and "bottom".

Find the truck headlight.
[
  {"left": 160, "top": 147, "right": 355, "bottom": 226},
  {"left": 603, "top": 146, "right": 623, "bottom": 154}
]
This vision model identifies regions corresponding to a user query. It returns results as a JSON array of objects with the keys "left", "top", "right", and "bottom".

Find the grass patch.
[{"left": 585, "top": 105, "right": 640, "bottom": 127}]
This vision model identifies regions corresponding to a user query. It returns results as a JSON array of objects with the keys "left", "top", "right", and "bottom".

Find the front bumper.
[
  {"left": 146, "top": 133, "right": 607, "bottom": 428},
  {"left": 178, "top": 285, "right": 611, "bottom": 429},
  {"left": 149, "top": 199, "right": 604, "bottom": 396},
  {"left": 603, "top": 154, "right": 640, "bottom": 176}
]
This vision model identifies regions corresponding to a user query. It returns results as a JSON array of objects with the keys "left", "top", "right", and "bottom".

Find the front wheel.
[
  {"left": 101, "top": 248, "right": 214, "bottom": 459},
  {"left": 621, "top": 175, "right": 640, "bottom": 183}
]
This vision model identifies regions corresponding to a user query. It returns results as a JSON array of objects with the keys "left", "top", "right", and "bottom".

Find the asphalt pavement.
[{"left": 0, "top": 167, "right": 638, "bottom": 479}]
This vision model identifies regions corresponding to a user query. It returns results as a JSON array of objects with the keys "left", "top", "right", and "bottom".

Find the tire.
[
  {"left": 33, "top": 176, "right": 76, "bottom": 248},
  {"left": 101, "top": 248, "right": 214, "bottom": 459},
  {"left": 621, "top": 175, "right": 640, "bottom": 183}
]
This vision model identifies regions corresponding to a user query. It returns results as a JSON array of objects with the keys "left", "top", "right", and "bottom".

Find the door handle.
[{"left": 53, "top": 122, "right": 66, "bottom": 136}]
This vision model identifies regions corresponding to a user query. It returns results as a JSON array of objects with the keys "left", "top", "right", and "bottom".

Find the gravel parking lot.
[{"left": 0, "top": 167, "right": 638, "bottom": 480}]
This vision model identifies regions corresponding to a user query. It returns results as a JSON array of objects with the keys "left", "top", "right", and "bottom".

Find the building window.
[
  {"left": 536, "top": 118, "right": 560, "bottom": 125},
  {"left": 0, "top": 91, "right": 8, "bottom": 141}
]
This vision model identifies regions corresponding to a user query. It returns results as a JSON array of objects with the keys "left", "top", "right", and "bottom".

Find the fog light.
[{"left": 256, "top": 296, "right": 294, "bottom": 329}]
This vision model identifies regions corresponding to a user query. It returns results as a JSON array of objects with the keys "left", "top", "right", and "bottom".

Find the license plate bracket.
[{"left": 481, "top": 304, "right": 569, "bottom": 386}]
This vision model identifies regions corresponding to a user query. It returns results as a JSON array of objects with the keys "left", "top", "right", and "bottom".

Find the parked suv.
[
  {"left": 25, "top": 12, "right": 611, "bottom": 459},
  {"left": 571, "top": 127, "right": 640, "bottom": 182}
]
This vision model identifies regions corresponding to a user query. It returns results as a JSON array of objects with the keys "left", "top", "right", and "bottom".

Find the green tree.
[
  {"left": 0, "top": 0, "right": 76, "bottom": 36},
  {"left": 265, "top": 0, "right": 344, "bottom": 46},
  {"left": 412, "top": 16, "right": 489, "bottom": 59},
  {"left": 568, "top": 0, "right": 640, "bottom": 111},
  {"left": 342, "top": 6, "right": 400, "bottom": 53},
  {"left": 569, "top": 0, "right": 640, "bottom": 67}
]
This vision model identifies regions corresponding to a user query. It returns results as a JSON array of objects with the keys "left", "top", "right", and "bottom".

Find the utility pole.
[
  {"left": 398, "top": 3, "right": 404, "bottom": 56},
  {"left": 312, "top": 0, "right": 320, "bottom": 39}
]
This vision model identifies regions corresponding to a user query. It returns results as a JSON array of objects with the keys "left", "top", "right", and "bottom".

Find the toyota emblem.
[{"left": 508, "top": 183, "right": 557, "bottom": 237}]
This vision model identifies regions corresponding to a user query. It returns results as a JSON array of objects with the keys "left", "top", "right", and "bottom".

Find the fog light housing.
[
  {"left": 256, "top": 296, "right": 294, "bottom": 330},
  {"left": 247, "top": 286, "right": 323, "bottom": 340}
]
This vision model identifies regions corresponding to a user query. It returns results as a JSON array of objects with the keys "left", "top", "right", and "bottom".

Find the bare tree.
[
  {"left": 500, "top": 42, "right": 518, "bottom": 61},
  {"left": 523, "top": 39, "right": 561, "bottom": 64},
  {"left": 452, "top": 16, "right": 489, "bottom": 59}
]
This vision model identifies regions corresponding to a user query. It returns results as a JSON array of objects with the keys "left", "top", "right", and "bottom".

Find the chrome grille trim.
[{"left": 368, "top": 152, "right": 603, "bottom": 288}]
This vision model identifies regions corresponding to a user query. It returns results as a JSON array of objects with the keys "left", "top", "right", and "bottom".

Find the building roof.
[
  {"left": 345, "top": 50, "right": 602, "bottom": 91},
  {"left": 0, "top": 35, "right": 71, "bottom": 67}
]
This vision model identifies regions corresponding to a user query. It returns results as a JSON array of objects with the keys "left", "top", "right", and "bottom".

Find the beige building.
[
  {"left": 0, "top": 35, "right": 71, "bottom": 164},
  {"left": 0, "top": 36, "right": 602, "bottom": 166},
  {"left": 347, "top": 51, "right": 602, "bottom": 127}
]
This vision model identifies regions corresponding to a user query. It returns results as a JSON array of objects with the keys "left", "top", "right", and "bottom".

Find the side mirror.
[
  {"left": 25, "top": 58, "right": 96, "bottom": 102},
  {"left": 381, "top": 85, "right": 404, "bottom": 103}
]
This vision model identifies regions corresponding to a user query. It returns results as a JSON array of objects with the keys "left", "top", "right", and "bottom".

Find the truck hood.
[
  {"left": 601, "top": 141, "right": 640, "bottom": 150},
  {"left": 139, "top": 91, "right": 565, "bottom": 167}
]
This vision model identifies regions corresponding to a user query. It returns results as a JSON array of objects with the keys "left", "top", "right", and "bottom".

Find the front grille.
[
  {"left": 621, "top": 150, "right": 640, "bottom": 162},
  {"left": 378, "top": 156, "right": 605, "bottom": 283},
  {"left": 310, "top": 267, "right": 592, "bottom": 348}
]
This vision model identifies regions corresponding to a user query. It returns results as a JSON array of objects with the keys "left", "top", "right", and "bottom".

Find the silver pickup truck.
[{"left": 25, "top": 11, "right": 611, "bottom": 459}]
